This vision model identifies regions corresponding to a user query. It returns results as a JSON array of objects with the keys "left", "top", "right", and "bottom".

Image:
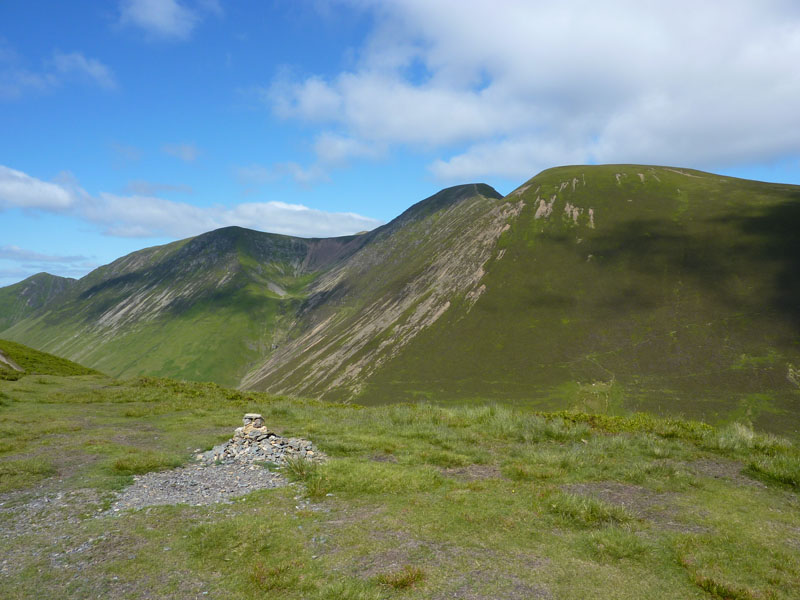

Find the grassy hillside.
[
  {"left": 242, "top": 183, "right": 512, "bottom": 395},
  {"left": 0, "top": 338, "right": 99, "bottom": 380},
  {"left": 2, "top": 167, "right": 799, "bottom": 432},
  {"left": 0, "top": 227, "right": 366, "bottom": 387},
  {"left": 347, "top": 166, "right": 800, "bottom": 434},
  {"left": 1, "top": 372, "right": 799, "bottom": 598},
  {"left": 0, "top": 272, "right": 76, "bottom": 331}
]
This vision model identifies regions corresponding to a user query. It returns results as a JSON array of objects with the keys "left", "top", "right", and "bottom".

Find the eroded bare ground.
[
  {"left": 686, "top": 458, "right": 767, "bottom": 488},
  {"left": 317, "top": 510, "right": 553, "bottom": 600},
  {"left": 562, "top": 481, "right": 707, "bottom": 533}
]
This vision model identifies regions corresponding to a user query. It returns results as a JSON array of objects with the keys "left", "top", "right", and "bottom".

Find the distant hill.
[
  {"left": 1, "top": 166, "right": 799, "bottom": 431},
  {"left": 0, "top": 272, "right": 76, "bottom": 331},
  {"left": 0, "top": 226, "right": 369, "bottom": 386}
]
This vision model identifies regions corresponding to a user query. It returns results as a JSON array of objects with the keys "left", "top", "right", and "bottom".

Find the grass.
[
  {"left": 0, "top": 457, "right": 55, "bottom": 492},
  {"left": 376, "top": 565, "right": 426, "bottom": 589},
  {"left": 0, "top": 338, "right": 100, "bottom": 377},
  {"left": 0, "top": 373, "right": 799, "bottom": 598},
  {"left": 546, "top": 491, "right": 632, "bottom": 527}
]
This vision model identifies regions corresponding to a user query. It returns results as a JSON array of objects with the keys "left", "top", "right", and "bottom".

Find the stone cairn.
[{"left": 198, "top": 413, "right": 324, "bottom": 466}]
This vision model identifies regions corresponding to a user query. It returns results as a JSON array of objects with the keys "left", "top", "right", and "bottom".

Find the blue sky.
[{"left": 1, "top": 0, "right": 799, "bottom": 287}]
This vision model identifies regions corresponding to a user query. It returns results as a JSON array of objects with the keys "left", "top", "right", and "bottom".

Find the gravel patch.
[{"left": 110, "top": 463, "right": 288, "bottom": 513}]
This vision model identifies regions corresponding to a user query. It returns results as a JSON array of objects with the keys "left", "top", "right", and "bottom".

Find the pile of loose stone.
[
  {"left": 199, "top": 413, "right": 324, "bottom": 465},
  {"left": 109, "top": 414, "right": 324, "bottom": 512}
]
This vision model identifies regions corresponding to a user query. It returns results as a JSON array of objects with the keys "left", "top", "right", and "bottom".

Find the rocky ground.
[{"left": 109, "top": 462, "right": 289, "bottom": 512}]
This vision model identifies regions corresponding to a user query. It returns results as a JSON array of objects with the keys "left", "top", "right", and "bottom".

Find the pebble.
[
  {"left": 109, "top": 463, "right": 288, "bottom": 512},
  {"left": 108, "top": 417, "right": 326, "bottom": 513}
]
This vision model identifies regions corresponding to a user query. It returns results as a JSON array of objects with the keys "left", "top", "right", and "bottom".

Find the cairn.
[{"left": 199, "top": 413, "right": 324, "bottom": 465}]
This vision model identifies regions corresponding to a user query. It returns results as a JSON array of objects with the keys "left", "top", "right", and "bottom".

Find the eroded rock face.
[{"left": 199, "top": 414, "right": 324, "bottom": 465}]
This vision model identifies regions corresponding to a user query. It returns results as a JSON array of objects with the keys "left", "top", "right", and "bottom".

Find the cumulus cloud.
[
  {"left": 0, "top": 164, "right": 382, "bottom": 240},
  {"left": 89, "top": 193, "right": 380, "bottom": 238},
  {"left": 0, "top": 166, "right": 77, "bottom": 210},
  {"left": 313, "top": 133, "right": 386, "bottom": 165},
  {"left": 269, "top": 0, "right": 800, "bottom": 181},
  {"left": 162, "top": 142, "right": 200, "bottom": 162},
  {"left": 119, "top": 0, "right": 221, "bottom": 40}
]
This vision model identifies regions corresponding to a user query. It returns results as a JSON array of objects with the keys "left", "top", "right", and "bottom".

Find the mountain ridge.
[{"left": 2, "top": 166, "right": 799, "bottom": 432}]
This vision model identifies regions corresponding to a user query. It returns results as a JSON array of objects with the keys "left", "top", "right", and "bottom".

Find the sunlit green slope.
[
  {"left": 1, "top": 226, "right": 366, "bottom": 386},
  {"left": 346, "top": 165, "right": 800, "bottom": 432},
  {"left": 0, "top": 337, "right": 98, "bottom": 379}
]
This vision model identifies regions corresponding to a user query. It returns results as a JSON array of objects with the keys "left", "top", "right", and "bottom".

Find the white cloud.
[
  {"left": 270, "top": 0, "right": 800, "bottom": 181},
  {"left": 90, "top": 193, "right": 380, "bottom": 238},
  {"left": 313, "top": 133, "right": 386, "bottom": 165},
  {"left": 0, "top": 164, "right": 382, "bottom": 240},
  {"left": 0, "top": 245, "right": 88, "bottom": 263},
  {"left": 0, "top": 48, "right": 115, "bottom": 99},
  {"left": 235, "top": 162, "right": 328, "bottom": 187},
  {"left": 119, "top": 0, "right": 221, "bottom": 40},
  {"left": 0, "top": 165, "right": 77, "bottom": 210},
  {"left": 162, "top": 142, "right": 200, "bottom": 162},
  {"left": 51, "top": 51, "right": 116, "bottom": 89}
]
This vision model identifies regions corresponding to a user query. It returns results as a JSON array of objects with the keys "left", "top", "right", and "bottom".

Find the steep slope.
[
  {"left": 333, "top": 166, "right": 800, "bottom": 432},
  {"left": 1, "top": 227, "right": 367, "bottom": 386},
  {"left": 242, "top": 183, "right": 519, "bottom": 395},
  {"left": 0, "top": 338, "right": 99, "bottom": 379}
]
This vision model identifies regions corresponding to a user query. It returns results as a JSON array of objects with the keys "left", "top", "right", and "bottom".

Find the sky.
[{"left": 1, "top": 0, "right": 799, "bottom": 287}]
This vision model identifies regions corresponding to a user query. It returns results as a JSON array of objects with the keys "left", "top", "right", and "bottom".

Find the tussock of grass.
[
  {"left": 249, "top": 560, "right": 302, "bottom": 592},
  {"left": 111, "top": 449, "right": 182, "bottom": 475},
  {"left": 284, "top": 456, "right": 331, "bottom": 498},
  {"left": 704, "top": 422, "right": 791, "bottom": 454},
  {"left": 581, "top": 527, "right": 649, "bottom": 562},
  {"left": 546, "top": 491, "right": 632, "bottom": 527},
  {"left": 376, "top": 565, "right": 426, "bottom": 589},
  {"left": 747, "top": 454, "right": 800, "bottom": 489}
]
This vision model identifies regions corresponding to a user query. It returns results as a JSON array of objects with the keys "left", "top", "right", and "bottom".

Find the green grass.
[
  {"left": 0, "top": 338, "right": 99, "bottom": 377},
  {"left": 0, "top": 456, "right": 55, "bottom": 492},
  {"left": 546, "top": 491, "right": 633, "bottom": 527},
  {"left": 376, "top": 565, "right": 426, "bottom": 589},
  {"left": 1, "top": 373, "right": 799, "bottom": 598}
]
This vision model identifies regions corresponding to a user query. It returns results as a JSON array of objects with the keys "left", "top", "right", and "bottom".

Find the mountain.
[
  {"left": 0, "top": 272, "right": 76, "bottom": 331},
  {"left": 1, "top": 167, "right": 799, "bottom": 431},
  {"left": 244, "top": 166, "right": 800, "bottom": 433},
  {"left": 0, "top": 226, "right": 370, "bottom": 386}
]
